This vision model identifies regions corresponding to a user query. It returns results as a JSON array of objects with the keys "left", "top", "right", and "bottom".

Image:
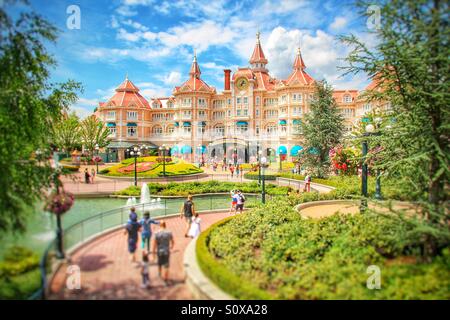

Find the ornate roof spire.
[
  {"left": 189, "top": 49, "right": 201, "bottom": 79},
  {"left": 249, "top": 31, "right": 268, "bottom": 66},
  {"left": 293, "top": 47, "right": 306, "bottom": 70}
]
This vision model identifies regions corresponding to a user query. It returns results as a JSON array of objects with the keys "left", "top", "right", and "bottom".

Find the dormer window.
[{"left": 343, "top": 95, "right": 352, "bottom": 103}]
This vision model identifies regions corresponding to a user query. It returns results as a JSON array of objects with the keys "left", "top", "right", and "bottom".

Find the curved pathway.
[{"left": 49, "top": 211, "right": 230, "bottom": 300}]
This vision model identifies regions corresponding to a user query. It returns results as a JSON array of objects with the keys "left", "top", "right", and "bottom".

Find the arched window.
[
  {"left": 167, "top": 126, "right": 175, "bottom": 134},
  {"left": 152, "top": 126, "right": 163, "bottom": 136},
  {"left": 266, "top": 124, "right": 277, "bottom": 135},
  {"left": 214, "top": 124, "right": 225, "bottom": 136}
]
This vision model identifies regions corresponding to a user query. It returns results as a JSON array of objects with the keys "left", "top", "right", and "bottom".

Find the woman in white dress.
[{"left": 188, "top": 213, "right": 201, "bottom": 238}]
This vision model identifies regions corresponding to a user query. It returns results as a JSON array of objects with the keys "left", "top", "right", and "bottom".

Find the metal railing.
[{"left": 29, "top": 193, "right": 262, "bottom": 299}]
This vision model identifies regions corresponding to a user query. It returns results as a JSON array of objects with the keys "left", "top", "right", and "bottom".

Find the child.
[
  {"left": 229, "top": 190, "right": 238, "bottom": 215},
  {"left": 187, "top": 212, "right": 201, "bottom": 238},
  {"left": 140, "top": 211, "right": 160, "bottom": 252},
  {"left": 140, "top": 251, "right": 150, "bottom": 288}
]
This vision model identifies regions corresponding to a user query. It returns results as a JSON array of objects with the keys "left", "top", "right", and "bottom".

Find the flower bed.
[{"left": 101, "top": 156, "right": 203, "bottom": 177}]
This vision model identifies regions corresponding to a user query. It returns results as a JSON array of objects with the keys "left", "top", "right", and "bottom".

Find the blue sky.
[{"left": 8, "top": 0, "right": 375, "bottom": 117}]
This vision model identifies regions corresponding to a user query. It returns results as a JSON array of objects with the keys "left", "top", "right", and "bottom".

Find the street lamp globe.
[
  {"left": 130, "top": 151, "right": 134, "bottom": 156},
  {"left": 95, "top": 144, "right": 99, "bottom": 151},
  {"left": 261, "top": 156, "right": 267, "bottom": 165},
  {"left": 134, "top": 146, "right": 138, "bottom": 152},
  {"left": 258, "top": 150, "right": 263, "bottom": 156},
  {"left": 137, "top": 151, "right": 141, "bottom": 156},
  {"left": 365, "top": 124, "right": 375, "bottom": 133}
]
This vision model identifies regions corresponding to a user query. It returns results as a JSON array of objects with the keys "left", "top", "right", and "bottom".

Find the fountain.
[{"left": 125, "top": 183, "right": 165, "bottom": 211}]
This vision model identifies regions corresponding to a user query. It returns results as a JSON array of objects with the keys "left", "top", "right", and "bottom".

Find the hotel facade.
[{"left": 94, "top": 33, "right": 388, "bottom": 162}]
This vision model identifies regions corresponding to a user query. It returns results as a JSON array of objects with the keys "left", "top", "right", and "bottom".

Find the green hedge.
[
  {"left": 203, "top": 198, "right": 450, "bottom": 299},
  {"left": 114, "top": 180, "right": 291, "bottom": 197},
  {"left": 244, "top": 172, "right": 278, "bottom": 181},
  {"left": 0, "top": 247, "right": 41, "bottom": 300},
  {"left": 196, "top": 217, "right": 274, "bottom": 300}
]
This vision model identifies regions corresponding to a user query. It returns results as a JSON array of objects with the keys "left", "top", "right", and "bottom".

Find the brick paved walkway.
[{"left": 49, "top": 211, "right": 230, "bottom": 300}]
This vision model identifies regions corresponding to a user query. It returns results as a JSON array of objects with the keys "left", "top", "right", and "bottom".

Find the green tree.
[
  {"left": 51, "top": 112, "right": 81, "bottom": 153},
  {"left": 80, "top": 115, "right": 110, "bottom": 158},
  {"left": 301, "top": 80, "right": 344, "bottom": 177},
  {"left": 0, "top": 1, "right": 82, "bottom": 232},
  {"left": 341, "top": 0, "right": 449, "bottom": 256}
]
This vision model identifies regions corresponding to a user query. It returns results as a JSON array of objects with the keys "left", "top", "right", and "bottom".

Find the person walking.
[
  {"left": 152, "top": 221, "right": 174, "bottom": 285},
  {"left": 303, "top": 174, "right": 311, "bottom": 192},
  {"left": 229, "top": 190, "right": 238, "bottom": 215},
  {"left": 180, "top": 195, "right": 195, "bottom": 237},
  {"left": 229, "top": 165, "right": 235, "bottom": 178},
  {"left": 90, "top": 168, "right": 96, "bottom": 183},
  {"left": 139, "top": 211, "right": 160, "bottom": 252},
  {"left": 140, "top": 251, "right": 150, "bottom": 288},
  {"left": 236, "top": 164, "right": 240, "bottom": 177},
  {"left": 236, "top": 190, "right": 246, "bottom": 214},
  {"left": 84, "top": 168, "right": 90, "bottom": 184},
  {"left": 129, "top": 207, "right": 138, "bottom": 221},
  {"left": 124, "top": 214, "right": 141, "bottom": 263},
  {"left": 187, "top": 212, "right": 201, "bottom": 238}
]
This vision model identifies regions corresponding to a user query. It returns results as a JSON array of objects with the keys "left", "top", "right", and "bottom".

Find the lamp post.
[
  {"left": 260, "top": 156, "right": 268, "bottom": 204},
  {"left": 258, "top": 150, "right": 262, "bottom": 185},
  {"left": 130, "top": 146, "right": 141, "bottom": 186},
  {"left": 279, "top": 152, "right": 283, "bottom": 172},
  {"left": 360, "top": 122, "right": 382, "bottom": 212},
  {"left": 95, "top": 144, "right": 100, "bottom": 174},
  {"left": 159, "top": 144, "right": 169, "bottom": 176},
  {"left": 297, "top": 149, "right": 303, "bottom": 174}
]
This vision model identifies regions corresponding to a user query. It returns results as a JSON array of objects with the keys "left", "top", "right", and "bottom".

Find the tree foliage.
[
  {"left": 301, "top": 80, "right": 344, "bottom": 178},
  {"left": 340, "top": 0, "right": 449, "bottom": 256},
  {"left": 51, "top": 112, "right": 81, "bottom": 153},
  {"left": 0, "top": 1, "right": 82, "bottom": 233},
  {"left": 79, "top": 115, "right": 110, "bottom": 157}
]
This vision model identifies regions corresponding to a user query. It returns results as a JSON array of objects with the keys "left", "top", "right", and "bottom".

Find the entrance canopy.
[
  {"left": 290, "top": 145, "right": 304, "bottom": 156},
  {"left": 181, "top": 145, "right": 192, "bottom": 154},
  {"left": 277, "top": 145, "right": 287, "bottom": 155}
]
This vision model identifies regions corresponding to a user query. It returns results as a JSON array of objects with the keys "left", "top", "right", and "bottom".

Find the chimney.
[{"left": 224, "top": 69, "right": 231, "bottom": 91}]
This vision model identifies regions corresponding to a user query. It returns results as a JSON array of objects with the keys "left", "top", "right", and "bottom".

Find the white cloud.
[
  {"left": 110, "top": 16, "right": 120, "bottom": 29},
  {"left": 70, "top": 98, "right": 98, "bottom": 119},
  {"left": 160, "top": 71, "right": 182, "bottom": 86},
  {"left": 330, "top": 16, "right": 348, "bottom": 31},
  {"left": 116, "top": 5, "right": 137, "bottom": 17},
  {"left": 136, "top": 82, "right": 171, "bottom": 98},
  {"left": 264, "top": 26, "right": 354, "bottom": 88},
  {"left": 122, "top": 19, "right": 149, "bottom": 31}
]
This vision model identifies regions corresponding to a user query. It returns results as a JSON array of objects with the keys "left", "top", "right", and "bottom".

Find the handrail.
[{"left": 27, "top": 193, "right": 263, "bottom": 300}]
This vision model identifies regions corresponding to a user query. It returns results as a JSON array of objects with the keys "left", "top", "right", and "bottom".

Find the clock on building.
[{"left": 236, "top": 77, "right": 249, "bottom": 90}]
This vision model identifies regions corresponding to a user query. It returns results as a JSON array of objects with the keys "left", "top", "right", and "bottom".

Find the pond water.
[{"left": 0, "top": 194, "right": 258, "bottom": 258}]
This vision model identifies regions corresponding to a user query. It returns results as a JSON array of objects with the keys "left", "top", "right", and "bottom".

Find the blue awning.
[
  {"left": 198, "top": 121, "right": 206, "bottom": 126},
  {"left": 183, "top": 121, "right": 191, "bottom": 127},
  {"left": 277, "top": 146, "right": 287, "bottom": 155},
  {"left": 309, "top": 147, "right": 319, "bottom": 155},
  {"left": 127, "top": 122, "right": 137, "bottom": 127},
  {"left": 362, "top": 117, "right": 370, "bottom": 123},
  {"left": 279, "top": 119, "right": 287, "bottom": 125},
  {"left": 290, "top": 145, "right": 304, "bottom": 156},
  {"left": 174, "top": 122, "right": 179, "bottom": 127},
  {"left": 107, "top": 122, "right": 116, "bottom": 127},
  {"left": 236, "top": 121, "right": 248, "bottom": 126},
  {"left": 181, "top": 145, "right": 192, "bottom": 154},
  {"left": 292, "top": 119, "right": 302, "bottom": 125},
  {"left": 171, "top": 145, "right": 179, "bottom": 154},
  {"left": 196, "top": 145, "right": 207, "bottom": 154}
]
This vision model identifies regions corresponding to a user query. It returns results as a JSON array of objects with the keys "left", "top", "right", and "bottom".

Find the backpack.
[
  {"left": 308, "top": 176, "right": 312, "bottom": 182},
  {"left": 239, "top": 194, "right": 246, "bottom": 203}
]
